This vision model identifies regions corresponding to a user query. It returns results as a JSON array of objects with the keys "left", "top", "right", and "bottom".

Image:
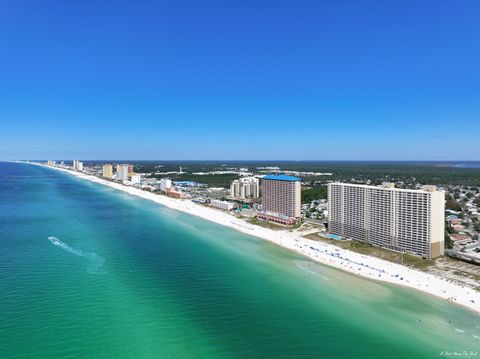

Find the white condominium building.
[
  {"left": 116, "top": 164, "right": 130, "bottom": 182},
  {"left": 230, "top": 177, "right": 260, "bottom": 202},
  {"left": 159, "top": 178, "right": 172, "bottom": 192},
  {"left": 262, "top": 175, "right": 301, "bottom": 218},
  {"left": 328, "top": 182, "right": 445, "bottom": 259},
  {"left": 210, "top": 199, "right": 235, "bottom": 211},
  {"left": 73, "top": 160, "right": 83, "bottom": 171},
  {"left": 131, "top": 174, "right": 142, "bottom": 185},
  {"left": 102, "top": 164, "right": 113, "bottom": 179}
]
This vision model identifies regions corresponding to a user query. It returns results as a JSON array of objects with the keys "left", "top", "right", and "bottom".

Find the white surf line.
[{"left": 296, "top": 264, "right": 329, "bottom": 280}]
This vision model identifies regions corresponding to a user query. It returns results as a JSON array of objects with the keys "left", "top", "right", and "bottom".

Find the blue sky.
[{"left": 0, "top": 0, "right": 479, "bottom": 160}]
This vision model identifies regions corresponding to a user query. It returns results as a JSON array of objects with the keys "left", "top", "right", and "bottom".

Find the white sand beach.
[{"left": 34, "top": 163, "right": 480, "bottom": 314}]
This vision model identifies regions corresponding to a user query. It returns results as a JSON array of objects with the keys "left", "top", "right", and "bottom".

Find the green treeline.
[{"left": 302, "top": 186, "right": 327, "bottom": 203}]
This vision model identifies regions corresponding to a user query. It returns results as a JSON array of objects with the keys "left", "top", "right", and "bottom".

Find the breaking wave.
[
  {"left": 297, "top": 264, "right": 329, "bottom": 280},
  {"left": 48, "top": 236, "right": 105, "bottom": 274}
]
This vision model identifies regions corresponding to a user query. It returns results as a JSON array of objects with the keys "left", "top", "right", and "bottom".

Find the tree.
[
  {"left": 444, "top": 231, "right": 453, "bottom": 249},
  {"left": 446, "top": 199, "right": 462, "bottom": 211},
  {"left": 446, "top": 225, "right": 454, "bottom": 234},
  {"left": 474, "top": 222, "right": 480, "bottom": 232},
  {"left": 301, "top": 186, "right": 327, "bottom": 203}
]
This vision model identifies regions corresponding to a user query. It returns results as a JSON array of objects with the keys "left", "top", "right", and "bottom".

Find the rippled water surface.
[{"left": 1, "top": 162, "right": 479, "bottom": 358}]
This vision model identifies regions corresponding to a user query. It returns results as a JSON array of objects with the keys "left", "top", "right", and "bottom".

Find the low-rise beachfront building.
[
  {"left": 131, "top": 174, "right": 142, "bottom": 185},
  {"left": 166, "top": 188, "right": 185, "bottom": 199},
  {"left": 256, "top": 211, "right": 298, "bottom": 226},
  {"left": 238, "top": 208, "right": 257, "bottom": 218},
  {"left": 102, "top": 164, "right": 113, "bottom": 179},
  {"left": 261, "top": 175, "right": 301, "bottom": 224},
  {"left": 328, "top": 182, "right": 445, "bottom": 259},
  {"left": 211, "top": 199, "right": 235, "bottom": 211}
]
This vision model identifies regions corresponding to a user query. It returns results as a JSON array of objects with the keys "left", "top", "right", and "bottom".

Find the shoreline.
[{"left": 26, "top": 162, "right": 480, "bottom": 314}]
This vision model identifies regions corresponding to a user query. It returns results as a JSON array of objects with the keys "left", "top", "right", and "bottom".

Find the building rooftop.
[
  {"left": 450, "top": 233, "right": 471, "bottom": 241},
  {"left": 262, "top": 174, "right": 301, "bottom": 182},
  {"left": 329, "top": 182, "right": 441, "bottom": 193}
]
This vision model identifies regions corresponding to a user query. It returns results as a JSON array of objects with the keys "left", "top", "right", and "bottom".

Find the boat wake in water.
[{"left": 48, "top": 236, "right": 105, "bottom": 274}]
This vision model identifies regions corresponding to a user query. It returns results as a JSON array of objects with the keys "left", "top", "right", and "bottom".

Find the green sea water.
[{"left": 1, "top": 162, "right": 479, "bottom": 358}]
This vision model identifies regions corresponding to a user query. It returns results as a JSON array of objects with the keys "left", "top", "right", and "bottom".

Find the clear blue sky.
[{"left": 1, "top": 0, "right": 479, "bottom": 160}]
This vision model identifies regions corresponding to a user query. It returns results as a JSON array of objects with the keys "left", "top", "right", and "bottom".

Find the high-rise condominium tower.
[
  {"left": 230, "top": 177, "right": 260, "bottom": 202},
  {"left": 116, "top": 164, "right": 130, "bottom": 182},
  {"left": 262, "top": 175, "right": 301, "bottom": 218},
  {"left": 102, "top": 164, "right": 113, "bottom": 179},
  {"left": 328, "top": 182, "right": 445, "bottom": 258}
]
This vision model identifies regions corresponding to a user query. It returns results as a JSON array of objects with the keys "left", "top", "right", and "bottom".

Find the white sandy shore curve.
[{"left": 30, "top": 163, "right": 480, "bottom": 314}]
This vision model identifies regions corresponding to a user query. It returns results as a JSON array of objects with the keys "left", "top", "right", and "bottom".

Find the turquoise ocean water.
[{"left": 1, "top": 162, "right": 479, "bottom": 358}]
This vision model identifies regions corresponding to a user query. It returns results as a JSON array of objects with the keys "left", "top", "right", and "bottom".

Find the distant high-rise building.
[
  {"left": 102, "top": 164, "right": 113, "bottom": 179},
  {"left": 128, "top": 165, "right": 134, "bottom": 176},
  {"left": 261, "top": 175, "right": 301, "bottom": 221},
  {"left": 73, "top": 160, "right": 83, "bottom": 171},
  {"left": 159, "top": 178, "right": 172, "bottom": 192},
  {"left": 47, "top": 160, "right": 56, "bottom": 166},
  {"left": 328, "top": 182, "right": 445, "bottom": 259},
  {"left": 230, "top": 177, "right": 260, "bottom": 202},
  {"left": 116, "top": 164, "right": 130, "bottom": 182}
]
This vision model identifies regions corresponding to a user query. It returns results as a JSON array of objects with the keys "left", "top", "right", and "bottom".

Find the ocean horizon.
[{"left": 1, "top": 161, "right": 479, "bottom": 358}]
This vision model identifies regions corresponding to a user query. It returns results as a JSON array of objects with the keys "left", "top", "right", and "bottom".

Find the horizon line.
[{"left": 4, "top": 159, "right": 480, "bottom": 163}]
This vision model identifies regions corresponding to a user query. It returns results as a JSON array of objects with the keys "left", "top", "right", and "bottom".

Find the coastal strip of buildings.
[
  {"left": 43, "top": 159, "right": 450, "bottom": 260},
  {"left": 328, "top": 182, "right": 445, "bottom": 259}
]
